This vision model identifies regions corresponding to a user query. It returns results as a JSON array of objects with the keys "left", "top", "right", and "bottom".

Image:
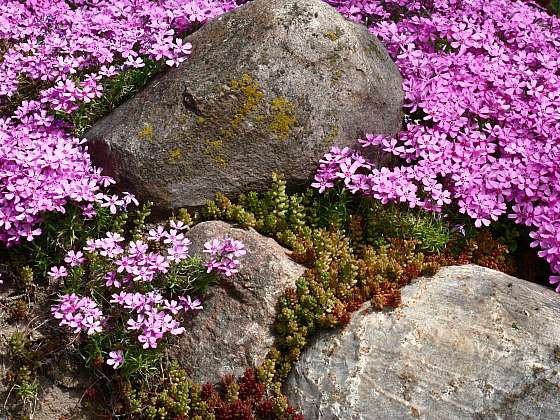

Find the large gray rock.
[
  {"left": 167, "top": 221, "right": 306, "bottom": 384},
  {"left": 86, "top": 0, "right": 403, "bottom": 209},
  {"left": 285, "top": 265, "right": 560, "bottom": 419}
]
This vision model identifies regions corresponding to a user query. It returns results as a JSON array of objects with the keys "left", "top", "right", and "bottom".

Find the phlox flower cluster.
[
  {"left": 51, "top": 293, "right": 105, "bottom": 335},
  {"left": 203, "top": 236, "right": 246, "bottom": 277},
  {"left": 316, "top": 0, "right": 560, "bottom": 286},
  {"left": 0, "top": 116, "right": 105, "bottom": 244},
  {"left": 0, "top": 0, "right": 236, "bottom": 98},
  {"left": 0, "top": 0, "right": 236, "bottom": 245},
  {"left": 111, "top": 290, "right": 201, "bottom": 349},
  {"left": 84, "top": 222, "right": 192, "bottom": 284},
  {"left": 50, "top": 220, "right": 244, "bottom": 361}
]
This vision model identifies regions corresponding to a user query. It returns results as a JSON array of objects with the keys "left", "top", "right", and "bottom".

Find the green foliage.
[
  {"left": 188, "top": 172, "right": 514, "bottom": 388},
  {"left": 2, "top": 202, "right": 126, "bottom": 280},
  {"left": 2, "top": 200, "right": 158, "bottom": 286},
  {"left": 158, "top": 256, "right": 217, "bottom": 296},
  {"left": 2, "top": 170, "right": 516, "bottom": 419},
  {"left": 69, "top": 60, "right": 162, "bottom": 137},
  {"left": 550, "top": 0, "right": 560, "bottom": 16},
  {"left": 489, "top": 216, "right": 522, "bottom": 254},
  {"left": 360, "top": 200, "right": 452, "bottom": 253},
  {"left": 122, "top": 363, "right": 301, "bottom": 420},
  {"left": 8, "top": 332, "right": 32, "bottom": 362},
  {"left": 194, "top": 173, "right": 452, "bottom": 254},
  {"left": 2, "top": 198, "right": 227, "bottom": 416},
  {"left": 6, "top": 332, "right": 42, "bottom": 413},
  {"left": 13, "top": 366, "right": 38, "bottom": 405}
]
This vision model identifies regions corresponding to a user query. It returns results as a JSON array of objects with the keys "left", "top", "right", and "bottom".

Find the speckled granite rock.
[
  {"left": 285, "top": 264, "right": 560, "bottom": 419},
  {"left": 167, "top": 221, "right": 306, "bottom": 384},
  {"left": 86, "top": 0, "right": 403, "bottom": 210}
]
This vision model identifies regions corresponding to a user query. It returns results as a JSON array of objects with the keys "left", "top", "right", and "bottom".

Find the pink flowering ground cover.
[
  {"left": 2, "top": 0, "right": 560, "bottom": 290},
  {"left": 0, "top": 0, "right": 236, "bottom": 245},
  {"left": 315, "top": 0, "right": 560, "bottom": 288},
  {"left": 49, "top": 214, "right": 245, "bottom": 370}
]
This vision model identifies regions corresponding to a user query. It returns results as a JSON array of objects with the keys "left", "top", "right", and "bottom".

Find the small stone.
[{"left": 167, "top": 221, "right": 306, "bottom": 384}]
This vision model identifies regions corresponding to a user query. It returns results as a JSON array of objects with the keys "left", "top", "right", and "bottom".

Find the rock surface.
[
  {"left": 285, "top": 264, "right": 560, "bottom": 419},
  {"left": 0, "top": 287, "right": 93, "bottom": 419},
  {"left": 86, "top": 0, "right": 403, "bottom": 210},
  {"left": 167, "top": 221, "right": 306, "bottom": 384}
]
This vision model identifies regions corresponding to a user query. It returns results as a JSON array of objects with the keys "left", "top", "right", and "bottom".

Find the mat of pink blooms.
[
  {"left": 50, "top": 216, "right": 246, "bottom": 369},
  {"left": 1, "top": 0, "right": 560, "bottom": 289}
]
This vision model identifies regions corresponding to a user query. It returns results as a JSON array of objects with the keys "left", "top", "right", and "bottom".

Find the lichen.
[
  {"left": 332, "top": 69, "right": 344, "bottom": 82},
  {"left": 168, "top": 147, "right": 182, "bottom": 164},
  {"left": 229, "top": 73, "right": 264, "bottom": 133},
  {"left": 324, "top": 28, "right": 343, "bottom": 42},
  {"left": 269, "top": 97, "right": 296, "bottom": 141},
  {"left": 367, "top": 41, "right": 385, "bottom": 59},
  {"left": 137, "top": 123, "right": 154, "bottom": 142},
  {"left": 203, "top": 139, "right": 227, "bottom": 167},
  {"left": 324, "top": 125, "right": 338, "bottom": 146}
]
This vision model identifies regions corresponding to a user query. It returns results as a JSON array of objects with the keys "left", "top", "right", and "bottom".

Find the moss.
[
  {"left": 324, "top": 28, "right": 343, "bottom": 42},
  {"left": 195, "top": 116, "right": 206, "bottom": 125},
  {"left": 137, "top": 123, "right": 154, "bottom": 142},
  {"left": 269, "top": 97, "right": 296, "bottom": 141}
]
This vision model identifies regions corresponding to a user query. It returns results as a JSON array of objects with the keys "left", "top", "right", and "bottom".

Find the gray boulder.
[
  {"left": 285, "top": 265, "right": 560, "bottom": 419},
  {"left": 167, "top": 221, "right": 306, "bottom": 384},
  {"left": 86, "top": 0, "right": 403, "bottom": 209}
]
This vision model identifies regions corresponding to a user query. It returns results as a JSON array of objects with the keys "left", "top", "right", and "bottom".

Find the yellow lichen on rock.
[
  {"left": 324, "top": 125, "right": 338, "bottom": 146},
  {"left": 229, "top": 73, "right": 264, "bottom": 132},
  {"left": 137, "top": 123, "right": 154, "bottom": 142},
  {"left": 332, "top": 69, "right": 344, "bottom": 82},
  {"left": 168, "top": 147, "right": 182, "bottom": 163},
  {"left": 203, "top": 139, "right": 228, "bottom": 168},
  {"left": 324, "top": 28, "right": 343, "bottom": 42},
  {"left": 269, "top": 97, "right": 297, "bottom": 141}
]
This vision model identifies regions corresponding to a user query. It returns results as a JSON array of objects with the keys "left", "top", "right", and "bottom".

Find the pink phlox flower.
[
  {"left": 122, "top": 192, "right": 139, "bottom": 207},
  {"left": 100, "top": 195, "right": 124, "bottom": 214},
  {"left": 169, "top": 220, "right": 188, "bottom": 230},
  {"left": 359, "top": 133, "right": 386, "bottom": 148},
  {"left": 311, "top": 174, "right": 335, "bottom": 193},
  {"left": 104, "top": 271, "right": 121, "bottom": 288},
  {"left": 335, "top": 158, "right": 363, "bottom": 185},
  {"left": 106, "top": 350, "right": 124, "bottom": 369},
  {"left": 81, "top": 204, "right": 97, "bottom": 219},
  {"left": 179, "top": 295, "right": 203, "bottom": 311},
  {"left": 48, "top": 266, "right": 68, "bottom": 280},
  {"left": 64, "top": 250, "right": 85, "bottom": 267},
  {"left": 148, "top": 225, "right": 166, "bottom": 241}
]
